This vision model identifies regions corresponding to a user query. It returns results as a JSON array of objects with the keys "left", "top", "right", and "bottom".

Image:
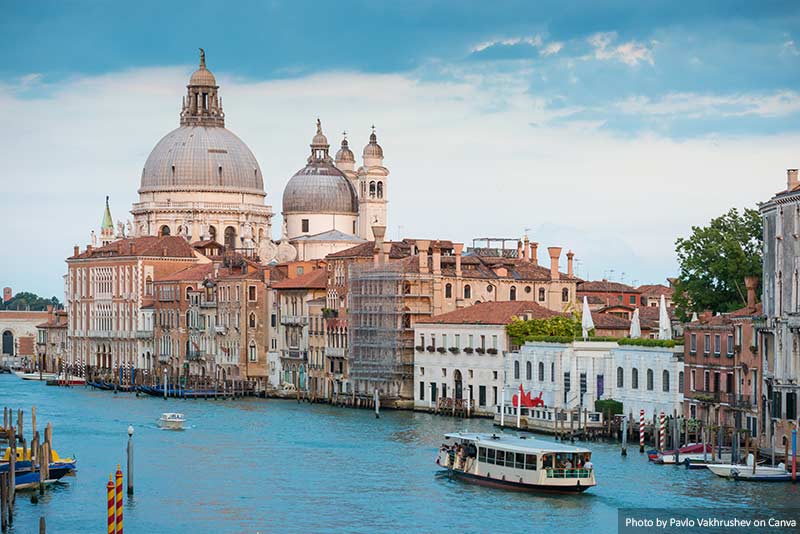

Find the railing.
[
  {"left": 158, "top": 354, "right": 170, "bottom": 363},
  {"left": 187, "top": 350, "right": 204, "bottom": 361},
  {"left": 280, "top": 315, "right": 308, "bottom": 326},
  {"left": 787, "top": 314, "right": 800, "bottom": 329},
  {"left": 214, "top": 325, "right": 228, "bottom": 335},
  {"left": 733, "top": 394, "right": 757, "bottom": 408},
  {"left": 283, "top": 350, "right": 308, "bottom": 360},
  {"left": 546, "top": 468, "right": 592, "bottom": 479},
  {"left": 326, "top": 347, "right": 346, "bottom": 358},
  {"left": 135, "top": 330, "right": 152, "bottom": 338},
  {"left": 199, "top": 300, "right": 217, "bottom": 308}
]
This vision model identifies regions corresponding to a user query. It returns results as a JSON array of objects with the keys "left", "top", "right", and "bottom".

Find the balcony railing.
[
  {"left": 158, "top": 354, "right": 170, "bottom": 363},
  {"left": 187, "top": 350, "right": 205, "bottom": 361},
  {"left": 280, "top": 315, "right": 308, "bottom": 326},
  {"left": 325, "top": 347, "right": 346, "bottom": 358},
  {"left": 282, "top": 350, "right": 308, "bottom": 360},
  {"left": 787, "top": 314, "right": 800, "bottom": 329},
  {"left": 214, "top": 325, "right": 228, "bottom": 335},
  {"left": 199, "top": 300, "right": 217, "bottom": 308},
  {"left": 135, "top": 330, "right": 152, "bottom": 339},
  {"left": 546, "top": 468, "right": 593, "bottom": 479}
]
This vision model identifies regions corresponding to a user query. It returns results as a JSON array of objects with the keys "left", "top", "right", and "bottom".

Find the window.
[
  {"left": 445, "top": 283, "right": 452, "bottom": 298},
  {"left": 632, "top": 368, "right": 639, "bottom": 389},
  {"left": 662, "top": 370, "right": 670, "bottom": 392},
  {"left": 563, "top": 372, "right": 571, "bottom": 404},
  {"left": 377, "top": 181, "right": 383, "bottom": 198},
  {"left": 271, "top": 314, "right": 276, "bottom": 328},
  {"left": 248, "top": 342, "right": 257, "bottom": 362},
  {"left": 464, "top": 285, "right": 471, "bottom": 299},
  {"left": 514, "top": 361, "right": 520, "bottom": 379},
  {"left": 479, "top": 385, "right": 486, "bottom": 406},
  {"left": 301, "top": 219, "right": 309, "bottom": 233},
  {"left": 538, "top": 362, "right": 544, "bottom": 381},
  {"left": 704, "top": 334, "right": 710, "bottom": 354},
  {"left": 647, "top": 369, "right": 654, "bottom": 391},
  {"left": 678, "top": 371, "right": 684, "bottom": 392},
  {"left": 690, "top": 333, "right": 696, "bottom": 353},
  {"left": 629, "top": 295, "right": 635, "bottom": 305},
  {"left": 617, "top": 366, "right": 624, "bottom": 388},
  {"left": 691, "top": 370, "right": 695, "bottom": 391},
  {"left": 526, "top": 362, "right": 532, "bottom": 380},
  {"left": 551, "top": 362, "right": 555, "bottom": 382},
  {"left": 704, "top": 370, "right": 710, "bottom": 391},
  {"left": 562, "top": 288, "right": 569, "bottom": 302},
  {"left": 419, "top": 381, "right": 425, "bottom": 401},
  {"left": 455, "top": 334, "right": 460, "bottom": 349},
  {"left": 160, "top": 225, "right": 170, "bottom": 236},
  {"left": 538, "top": 288, "right": 546, "bottom": 301},
  {"left": 510, "top": 286, "right": 517, "bottom": 301},
  {"left": 714, "top": 334, "right": 721, "bottom": 355},
  {"left": 727, "top": 334, "right": 734, "bottom": 356},
  {"left": 249, "top": 313, "right": 256, "bottom": 328},
  {"left": 492, "top": 335, "right": 498, "bottom": 349},
  {"left": 248, "top": 285, "right": 256, "bottom": 301}
]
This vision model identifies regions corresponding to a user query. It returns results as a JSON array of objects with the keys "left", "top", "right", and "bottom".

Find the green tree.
[
  {"left": 673, "top": 207, "right": 762, "bottom": 319},
  {"left": 506, "top": 315, "right": 581, "bottom": 345},
  {"left": 0, "top": 292, "right": 62, "bottom": 311}
]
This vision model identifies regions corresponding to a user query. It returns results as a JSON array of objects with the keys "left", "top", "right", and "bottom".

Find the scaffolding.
[{"left": 348, "top": 262, "right": 411, "bottom": 399}]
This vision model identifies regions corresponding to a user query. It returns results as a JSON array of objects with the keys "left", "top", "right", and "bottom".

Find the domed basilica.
[{"left": 123, "top": 50, "right": 389, "bottom": 263}]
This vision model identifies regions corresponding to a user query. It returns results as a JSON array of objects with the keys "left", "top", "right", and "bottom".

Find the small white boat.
[
  {"left": 158, "top": 412, "right": 185, "bottom": 430},
  {"left": 14, "top": 371, "right": 59, "bottom": 381},
  {"left": 707, "top": 455, "right": 792, "bottom": 482}
]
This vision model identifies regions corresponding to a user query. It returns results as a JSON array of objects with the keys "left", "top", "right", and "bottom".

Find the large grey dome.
[
  {"left": 139, "top": 125, "right": 264, "bottom": 195},
  {"left": 282, "top": 162, "right": 358, "bottom": 214}
]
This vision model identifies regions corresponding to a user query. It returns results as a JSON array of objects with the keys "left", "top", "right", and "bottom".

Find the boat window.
[
  {"left": 496, "top": 450, "right": 505, "bottom": 465},
  {"left": 515, "top": 453, "right": 525, "bottom": 469},
  {"left": 487, "top": 448, "right": 496, "bottom": 464},
  {"left": 525, "top": 454, "right": 537, "bottom": 470},
  {"left": 479, "top": 447, "right": 487, "bottom": 462}
]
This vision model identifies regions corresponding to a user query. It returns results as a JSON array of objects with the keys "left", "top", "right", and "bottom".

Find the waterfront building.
[
  {"left": 759, "top": 168, "right": 800, "bottom": 446},
  {"left": 1, "top": 309, "right": 50, "bottom": 366},
  {"left": 637, "top": 282, "right": 675, "bottom": 308},
  {"left": 507, "top": 340, "right": 684, "bottom": 417},
  {"left": 592, "top": 304, "right": 679, "bottom": 339},
  {"left": 577, "top": 280, "right": 641, "bottom": 310},
  {"left": 35, "top": 308, "right": 68, "bottom": 372},
  {"left": 413, "top": 301, "right": 559, "bottom": 416},
  {"left": 65, "top": 236, "right": 201, "bottom": 372}
]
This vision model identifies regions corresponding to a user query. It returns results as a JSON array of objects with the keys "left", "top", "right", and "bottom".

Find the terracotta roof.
[
  {"left": 36, "top": 311, "right": 68, "bottom": 329},
  {"left": 272, "top": 268, "right": 327, "bottom": 290},
  {"left": 637, "top": 284, "right": 674, "bottom": 298},
  {"left": 417, "top": 301, "right": 561, "bottom": 325},
  {"left": 578, "top": 280, "right": 639, "bottom": 293},
  {"left": 592, "top": 313, "right": 633, "bottom": 329},
  {"left": 729, "top": 303, "right": 763, "bottom": 318},
  {"left": 0, "top": 310, "right": 50, "bottom": 320},
  {"left": 157, "top": 263, "right": 214, "bottom": 282},
  {"left": 69, "top": 236, "right": 197, "bottom": 260},
  {"left": 326, "top": 240, "right": 411, "bottom": 259},
  {"left": 586, "top": 296, "right": 605, "bottom": 305}
]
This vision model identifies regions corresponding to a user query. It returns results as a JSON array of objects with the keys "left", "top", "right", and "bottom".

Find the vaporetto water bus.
[{"left": 436, "top": 432, "right": 596, "bottom": 493}]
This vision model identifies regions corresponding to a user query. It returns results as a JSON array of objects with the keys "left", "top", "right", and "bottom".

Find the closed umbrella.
[
  {"left": 658, "top": 294, "right": 672, "bottom": 340},
  {"left": 581, "top": 296, "right": 595, "bottom": 339},
  {"left": 629, "top": 308, "right": 641, "bottom": 339}
]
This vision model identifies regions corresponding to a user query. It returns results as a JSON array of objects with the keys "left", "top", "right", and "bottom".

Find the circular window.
[
  {"left": 524, "top": 286, "right": 532, "bottom": 293},
  {"left": 487, "top": 285, "right": 493, "bottom": 292}
]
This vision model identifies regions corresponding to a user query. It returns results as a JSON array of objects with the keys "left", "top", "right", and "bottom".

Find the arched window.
[
  {"left": 526, "top": 361, "right": 532, "bottom": 380},
  {"left": 617, "top": 366, "right": 624, "bottom": 388},
  {"left": 464, "top": 285, "right": 471, "bottom": 299},
  {"left": 632, "top": 368, "right": 639, "bottom": 389},
  {"left": 445, "top": 283, "right": 452, "bottom": 298},
  {"left": 538, "top": 362, "right": 544, "bottom": 381},
  {"left": 208, "top": 225, "right": 217, "bottom": 241},
  {"left": 369, "top": 181, "right": 376, "bottom": 198},
  {"left": 514, "top": 360, "right": 520, "bottom": 380},
  {"left": 160, "top": 225, "right": 171, "bottom": 236},
  {"left": 510, "top": 286, "right": 517, "bottom": 301},
  {"left": 185, "top": 286, "right": 193, "bottom": 300},
  {"left": 145, "top": 276, "right": 153, "bottom": 297},
  {"left": 662, "top": 370, "right": 670, "bottom": 392},
  {"left": 647, "top": 369, "right": 654, "bottom": 391},
  {"left": 249, "top": 313, "right": 256, "bottom": 328},
  {"left": 562, "top": 288, "right": 569, "bottom": 302},
  {"left": 538, "top": 287, "right": 546, "bottom": 301},
  {"left": 224, "top": 226, "right": 236, "bottom": 249},
  {"left": 377, "top": 181, "right": 383, "bottom": 198},
  {"left": 678, "top": 371, "right": 684, "bottom": 392},
  {"left": 248, "top": 342, "right": 257, "bottom": 362}
]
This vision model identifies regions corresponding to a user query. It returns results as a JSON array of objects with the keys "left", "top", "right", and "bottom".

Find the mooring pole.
[
  {"left": 374, "top": 388, "right": 380, "bottom": 419},
  {"left": 126, "top": 426, "right": 134, "bottom": 495},
  {"left": 621, "top": 416, "right": 628, "bottom": 456},
  {"left": 163, "top": 368, "right": 167, "bottom": 400}
]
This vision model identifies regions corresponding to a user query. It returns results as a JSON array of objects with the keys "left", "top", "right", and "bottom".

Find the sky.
[{"left": 2, "top": 0, "right": 800, "bottom": 298}]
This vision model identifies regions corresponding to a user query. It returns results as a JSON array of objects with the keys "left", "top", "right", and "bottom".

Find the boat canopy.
[{"left": 444, "top": 432, "right": 591, "bottom": 455}]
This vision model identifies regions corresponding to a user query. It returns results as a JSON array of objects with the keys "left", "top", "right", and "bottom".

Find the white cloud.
[
  {"left": 616, "top": 91, "right": 800, "bottom": 118},
  {"left": 540, "top": 42, "right": 564, "bottom": 56},
  {"left": 471, "top": 35, "right": 542, "bottom": 53},
  {"left": 587, "top": 32, "right": 655, "bottom": 66},
  {"left": 0, "top": 65, "right": 796, "bottom": 297},
  {"left": 782, "top": 39, "right": 800, "bottom": 56}
]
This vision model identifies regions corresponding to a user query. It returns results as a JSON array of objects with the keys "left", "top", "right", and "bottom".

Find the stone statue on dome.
[
  {"left": 90, "top": 230, "right": 97, "bottom": 247},
  {"left": 116, "top": 220, "right": 126, "bottom": 238},
  {"left": 126, "top": 220, "right": 133, "bottom": 237}
]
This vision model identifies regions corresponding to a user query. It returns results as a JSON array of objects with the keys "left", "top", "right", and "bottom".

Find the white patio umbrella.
[
  {"left": 658, "top": 294, "right": 672, "bottom": 340},
  {"left": 581, "top": 296, "right": 595, "bottom": 339},
  {"left": 690, "top": 311, "right": 699, "bottom": 322},
  {"left": 629, "top": 308, "right": 641, "bottom": 339}
]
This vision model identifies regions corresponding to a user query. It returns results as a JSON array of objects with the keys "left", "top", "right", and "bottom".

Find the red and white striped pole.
[
  {"left": 639, "top": 409, "right": 645, "bottom": 453},
  {"left": 107, "top": 475, "right": 115, "bottom": 534},
  {"left": 115, "top": 464, "right": 123, "bottom": 534},
  {"left": 659, "top": 411, "right": 666, "bottom": 451}
]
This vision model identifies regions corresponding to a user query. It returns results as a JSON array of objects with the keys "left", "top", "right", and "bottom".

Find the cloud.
[
  {"left": 471, "top": 35, "right": 543, "bottom": 53},
  {"left": 540, "top": 42, "right": 564, "bottom": 57},
  {"left": 0, "top": 65, "right": 797, "bottom": 298},
  {"left": 587, "top": 32, "right": 655, "bottom": 66},
  {"left": 615, "top": 91, "right": 800, "bottom": 118},
  {"left": 782, "top": 39, "right": 800, "bottom": 56}
]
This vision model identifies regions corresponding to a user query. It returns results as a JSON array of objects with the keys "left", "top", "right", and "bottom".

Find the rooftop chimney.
[
  {"left": 788, "top": 169, "right": 799, "bottom": 191},
  {"left": 744, "top": 276, "right": 759, "bottom": 309},
  {"left": 372, "top": 225, "right": 387, "bottom": 265},
  {"left": 567, "top": 250, "right": 574, "bottom": 278},
  {"left": 547, "top": 247, "right": 562, "bottom": 281},
  {"left": 432, "top": 245, "right": 442, "bottom": 275},
  {"left": 522, "top": 236, "right": 530, "bottom": 261},
  {"left": 73, "top": 245, "right": 79, "bottom": 257},
  {"left": 530, "top": 242, "right": 538, "bottom": 266},
  {"left": 86, "top": 245, "right": 93, "bottom": 254},
  {"left": 517, "top": 240, "right": 524, "bottom": 260},
  {"left": 454, "top": 243, "right": 463, "bottom": 277},
  {"left": 417, "top": 240, "right": 431, "bottom": 274}
]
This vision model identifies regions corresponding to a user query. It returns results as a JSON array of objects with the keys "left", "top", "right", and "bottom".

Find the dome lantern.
[
  {"left": 335, "top": 131, "right": 355, "bottom": 172},
  {"left": 180, "top": 48, "right": 225, "bottom": 127},
  {"left": 362, "top": 125, "right": 384, "bottom": 165}
]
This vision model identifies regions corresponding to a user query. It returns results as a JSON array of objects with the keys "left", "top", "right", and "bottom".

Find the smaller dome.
[
  {"left": 335, "top": 137, "right": 355, "bottom": 163},
  {"left": 311, "top": 118, "right": 328, "bottom": 147},
  {"left": 363, "top": 128, "right": 383, "bottom": 159},
  {"left": 189, "top": 48, "right": 217, "bottom": 86}
]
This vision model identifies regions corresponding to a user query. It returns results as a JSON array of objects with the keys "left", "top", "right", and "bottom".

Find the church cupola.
[
  {"left": 100, "top": 196, "right": 114, "bottom": 246},
  {"left": 362, "top": 125, "right": 384, "bottom": 167},
  {"left": 180, "top": 48, "right": 225, "bottom": 127},
  {"left": 308, "top": 118, "right": 333, "bottom": 164},
  {"left": 335, "top": 132, "right": 355, "bottom": 172}
]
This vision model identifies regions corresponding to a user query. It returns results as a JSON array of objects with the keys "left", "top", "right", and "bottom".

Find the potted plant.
[
  {"left": 426, "top": 345, "right": 435, "bottom": 353},
  {"left": 415, "top": 345, "right": 425, "bottom": 352},
  {"left": 448, "top": 347, "right": 459, "bottom": 354},
  {"left": 463, "top": 347, "right": 474, "bottom": 354},
  {"left": 475, "top": 347, "right": 485, "bottom": 354},
  {"left": 487, "top": 348, "right": 498, "bottom": 355},
  {"left": 436, "top": 347, "right": 447, "bottom": 354}
]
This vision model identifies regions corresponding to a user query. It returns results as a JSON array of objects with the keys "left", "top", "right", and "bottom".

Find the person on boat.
[
  {"left": 584, "top": 457, "right": 593, "bottom": 470},
  {"left": 563, "top": 458, "right": 573, "bottom": 469}
]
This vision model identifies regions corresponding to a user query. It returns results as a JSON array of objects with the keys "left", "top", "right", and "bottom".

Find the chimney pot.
[
  {"left": 372, "top": 225, "right": 387, "bottom": 265},
  {"left": 566, "top": 250, "right": 574, "bottom": 278},
  {"left": 417, "top": 240, "right": 431, "bottom": 274},
  {"left": 744, "top": 276, "right": 759, "bottom": 308},
  {"left": 547, "top": 247, "right": 562, "bottom": 281},
  {"left": 73, "top": 245, "right": 80, "bottom": 256},
  {"left": 788, "top": 169, "right": 799, "bottom": 191},
  {"left": 454, "top": 243, "right": 464, "bottom": 277},
  {"left": 530, "top": 242, "right": 538, "bottom": 265}
]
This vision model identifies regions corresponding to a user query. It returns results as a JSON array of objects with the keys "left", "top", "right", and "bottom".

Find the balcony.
[
  {"left": 214, "top": 325, "right": 228, "bottom": 335},
  {"left": 200, "top": 300, "right": 217, "bottom": 308},
  {"left": 326, "top": 347, "right": 346, "bottom": 358},
  {"left": 787, "top": 314, "right": 800, "bottom": 329},
  {"left": 187, "top": 350, "right": 205, "bottom": 361},
  {"left": 280, "top": 315, "right": 308, "bottom": 326},
  {"left": 282, "top": 350, "right": 308, "bottom": 360},
  {"left": 158, "top": 354, "right": 170, "bottom": 363},
  {"left": 732, "top": 394, "right": 757, "bottom": 409},
  {"left": 87, "top": 330, "right": 113, "bottom": 338},
  {"left": 135, "top": 330, "right": 152, "bottom": 339}
]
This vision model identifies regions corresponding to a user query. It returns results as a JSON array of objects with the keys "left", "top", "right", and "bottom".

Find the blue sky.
[{"left": 2, "top": 0, "right": 800, "bottom": 298}]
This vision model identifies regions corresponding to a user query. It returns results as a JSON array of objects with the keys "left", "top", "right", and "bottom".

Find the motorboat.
[
  {"left": 706, "top": 455, "right": 792, "bottom": 481},
  {"left": 436, "top": 432, "right": 596, "bottom": 493},
  {"left": 13, "top": 370, "right": 59, "bottom": 381},
  {"left": 158, "top": 412, "right": 185, "bottom": 430},
  {"left": 649, "top": 442, "right": 709, "bottom": 462}
]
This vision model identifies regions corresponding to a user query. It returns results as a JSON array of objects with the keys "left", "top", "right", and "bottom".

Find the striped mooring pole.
[
  {"left": 107, "top": 475, "right": 115, "bottom": 534},
  {"left": 639, "top": 410, "right": 645, "bottom": 453},
  {"left": 115, "top": 465, "right": 124, "bottom": 533},
  {"left": 659, "top": 411, "right": 666, "bottom": 451}
]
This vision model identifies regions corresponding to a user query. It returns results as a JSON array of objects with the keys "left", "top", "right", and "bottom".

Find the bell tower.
[{"left": 356, "top": 126, "right": 389, "bottom": 241}]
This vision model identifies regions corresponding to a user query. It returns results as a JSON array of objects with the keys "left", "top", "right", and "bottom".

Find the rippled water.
[{"left": 1, "top": 374, "right": 798, "bottom": 533}]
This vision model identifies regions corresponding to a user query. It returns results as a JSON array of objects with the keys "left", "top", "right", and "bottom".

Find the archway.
[
  {"left": 299, "top": 365, "right": 306, "bottom": 390},
  {"left": 2, "top": 330, "right": 13, "bottom": 355},
  {"left": 454, "top": 369, "right": 463, "bottom": 401},
  {"left": 160, "top": 225, "right": 171, "bottom": 236},
  {"left": 224, "top": 226, "right": 237, "bottom": 249}
]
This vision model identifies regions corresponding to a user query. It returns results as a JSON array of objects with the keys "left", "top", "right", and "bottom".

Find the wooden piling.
[
  {"left": 1, "top": 472, "right": 8, "bottom": 531},
  {"left": 39, "top": 516, "right": 46, "bottom": 534},
  {"left": 31, "top": 407, "right": 36, "bottom": 439}
]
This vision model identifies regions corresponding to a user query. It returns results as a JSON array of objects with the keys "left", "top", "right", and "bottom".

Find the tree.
[
  {"left": 673, "top": 207, "right": 762, "bottom": 319},
  {"left": 506, "top": 315, "right": 581, "bottom": 345},
  {"left": 0, "top": 291, "right": 62, "bottom": 311}
]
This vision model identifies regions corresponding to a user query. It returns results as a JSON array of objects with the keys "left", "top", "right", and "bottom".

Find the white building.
[
  {"left": 507, "top": 341, "right": 684, "bottom": 418},
  {"left": 412, "top": 301, "right": 560, "bottom": 416}
]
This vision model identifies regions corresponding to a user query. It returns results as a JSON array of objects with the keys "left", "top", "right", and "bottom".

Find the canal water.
[{"left": 1, "top": 374, "right": 798, "bottom": 533}]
